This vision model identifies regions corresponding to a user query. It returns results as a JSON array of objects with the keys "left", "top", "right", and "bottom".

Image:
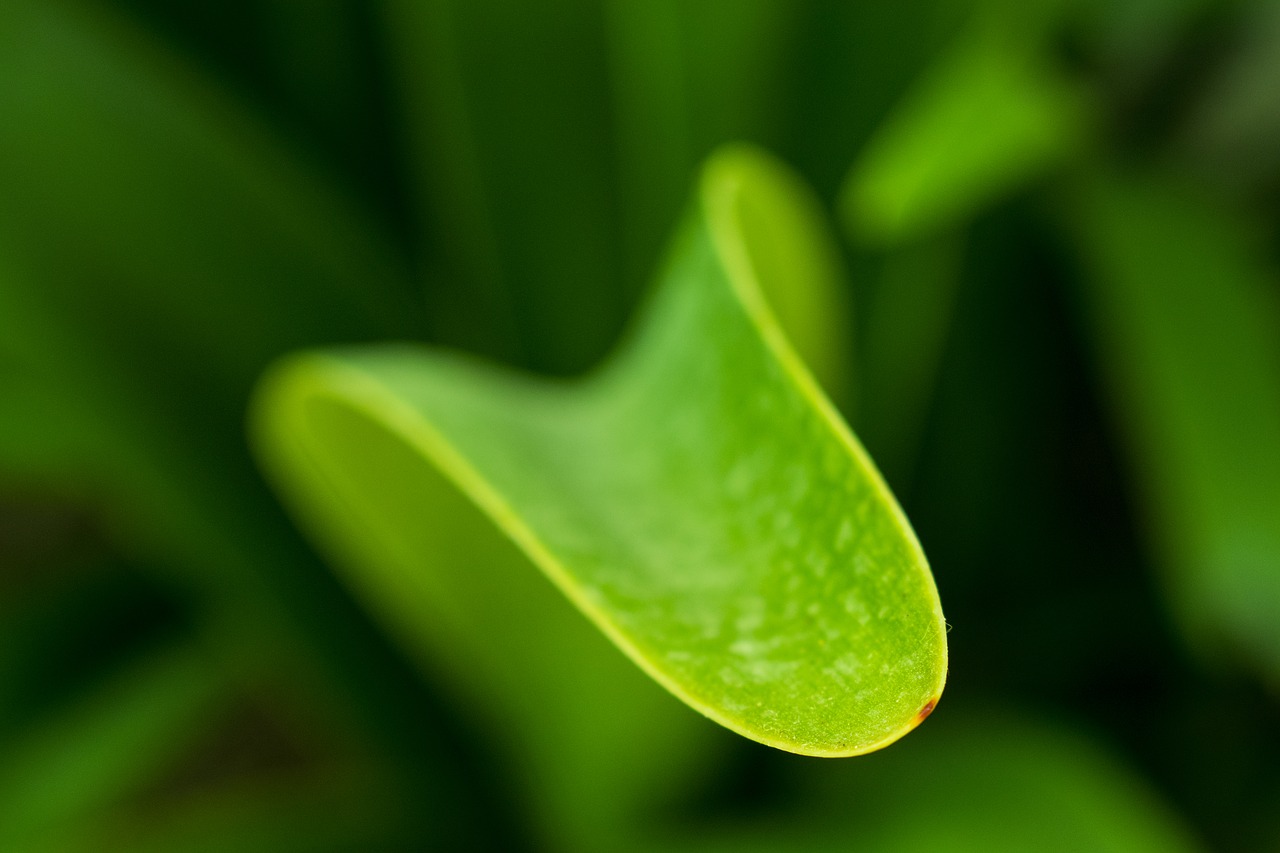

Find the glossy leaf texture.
[{"left": 254, "top": 146, "right": 948, "bottom": 757}]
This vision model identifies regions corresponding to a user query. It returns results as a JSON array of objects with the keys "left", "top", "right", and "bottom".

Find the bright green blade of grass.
[
  {"left": 1071, "top": 172, "right": 1280, "bottom": 680},
  {"left": 254, "top": 145, "right": 947, "bottom": 757},
  {"left": 842, "top": 13, "right": 1086, "bottom": 247}
]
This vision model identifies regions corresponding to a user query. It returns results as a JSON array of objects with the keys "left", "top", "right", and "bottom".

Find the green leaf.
[
  {"left": 1070, "top": 171, "right": 1280, "bottom": 680},
  {"left": 253, "top": 145, "right": 947, "bottom": 757},
  {"left": 842, "top": 12, "right": 1086, "bottom": 247}
]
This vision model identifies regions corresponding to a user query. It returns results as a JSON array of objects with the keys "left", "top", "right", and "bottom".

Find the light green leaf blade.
[{"left": 254, "top": 146, "right": 947, "bottom": 757}]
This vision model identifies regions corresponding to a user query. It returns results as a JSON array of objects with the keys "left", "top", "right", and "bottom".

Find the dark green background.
[{"left": 1, "top": 0, "right": 1278, "bottom": 849}]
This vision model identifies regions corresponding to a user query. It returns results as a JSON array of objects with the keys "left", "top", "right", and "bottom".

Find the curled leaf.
[{"left": 254, "top": 146, "right": 946, "bottom": 756}]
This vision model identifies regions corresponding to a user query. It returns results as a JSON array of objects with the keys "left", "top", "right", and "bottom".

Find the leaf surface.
[{"left": 255, "top": 146, "right": 947, "bottom": 756}]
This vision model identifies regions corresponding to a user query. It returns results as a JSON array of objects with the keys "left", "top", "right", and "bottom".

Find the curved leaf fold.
[{"left": 253, "top": 146, "right": 946, "bottom": 756}]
